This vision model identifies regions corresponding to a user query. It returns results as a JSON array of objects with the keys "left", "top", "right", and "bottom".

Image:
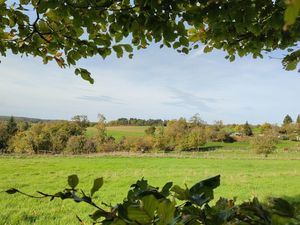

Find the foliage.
[
  {"left": 189, "top": 113, "right": 206, "bottom": 126},
  {"left": 96, "top": 141, "right": 119, "bottom": 153},
  {"left": 145, "top": 126, "right": 156, "bottom": 136},
  {"left": 297, "top": 115, "right": 300, "bottom": 124},
  {"left": 6, "top": 116, "right": 18, "bottom": 136},
  {"left": 4, "top": 174, "right": 300, "bottom": 225},
  {"left": 260, "top": 123, "right": 274, "bottom": 134},
  {"left": 250, "top": 133, "right": 278, "bottom": 156},
  {"left": 121, "top": 136, "right": 154, "bottom": 152},
  {"left": 66, "top": 135, "right": 96, "bottom": 154},
  {"left": 108, "top": 118, "right": 166, "bottom": 127},
  {"left": 243, "top": 121, "right": 253, "bottom": 136},
  {"left": 1, "top": 1, "right": 300, "bottom": 82},
  {"left": 0, "top": 121, "right": 9, "bottom": 151},
  {"left": 4, "top": 117, "right": 300, "bottom": 154},
  {"left": 186, "top": 127, "right": 207, "bottom": 150},
  {"left": 8, "top": 130, "right": 35, "bottom": 153},
  {"left": 71, "top": 115, "right": 90, "bottom": 128},
  {"left": 8, "top": 121, "right": 84, "bottom": 153},
  {"left": 17, "top": 121, "right": 30, "bottom": 132},
  {"left": 283, "top": 114, "right": 293, "bottom": 125}
]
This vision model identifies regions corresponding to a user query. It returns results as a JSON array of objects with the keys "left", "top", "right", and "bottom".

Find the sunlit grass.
[{"left": 0, "top": 152, "right": 299, "bottom": 225}]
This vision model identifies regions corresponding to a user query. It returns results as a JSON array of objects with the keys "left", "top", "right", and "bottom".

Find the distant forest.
[{"left": 0, "top": 115, "right": 167, "bottom": 126}]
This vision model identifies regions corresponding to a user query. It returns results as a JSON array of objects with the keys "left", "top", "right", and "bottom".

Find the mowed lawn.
[
  {"left": 0, "top": 153, "right": 300, "bottom": 225},
  {"left": 86, "top": 126, "right": 146, "bottom": 139}
]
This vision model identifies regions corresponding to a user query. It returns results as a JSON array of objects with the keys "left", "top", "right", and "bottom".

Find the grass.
[
  {"left": 86, "top": 126, "right": 146, "bottom": 140},
  {"left": 0, "top": 151, "right": 300, "bottom": 225}
]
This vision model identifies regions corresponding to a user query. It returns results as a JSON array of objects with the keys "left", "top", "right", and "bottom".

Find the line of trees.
[
  {"left": 2, "top": 114, "right": 300, "bottom": 155},
  {"left": 106, "top": 118, "right": 167, "bottom": 126}
]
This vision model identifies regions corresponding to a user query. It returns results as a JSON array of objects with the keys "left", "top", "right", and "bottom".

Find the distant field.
[
  {"left": 86, "top": 126, "right": 146, "bottom": 139},
  {"left": 0, "top": 152, "right": 299, "bottom": 224}
]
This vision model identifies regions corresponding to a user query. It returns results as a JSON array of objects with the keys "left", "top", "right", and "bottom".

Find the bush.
[
  {"left": 96, "top": 141, "right": 119, "bottom": 152},
  {"left": 145, "top": 126, "right": 156, "bottom": 136},
  {"left": 8, "top": 131, "right": 35, "bottom": 154},
  {"left": 65, "top": 135, "right": 96, "bottom": 154},
  {"left": 250, "top": 134, "right": 278, "bottom": 156},
  {"left": 121, "top": 136, "right": 154, "bottom": 152}
]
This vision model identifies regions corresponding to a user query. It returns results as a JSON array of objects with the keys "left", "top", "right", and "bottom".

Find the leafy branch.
[{"left": 3, "top": 174, "right": 300, "bottom": 224}]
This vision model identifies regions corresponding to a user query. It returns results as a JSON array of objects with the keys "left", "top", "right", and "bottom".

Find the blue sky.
[{"left": 1, "top": 45, "right": 300, "bottom": 124}]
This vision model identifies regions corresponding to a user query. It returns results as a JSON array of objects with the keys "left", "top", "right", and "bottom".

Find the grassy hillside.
[
  {"left": 0, "top": 154, "right": 299, "bottom": 224},
  {"left": 0, "top": 116, "right": 61, "bottom": 123}
]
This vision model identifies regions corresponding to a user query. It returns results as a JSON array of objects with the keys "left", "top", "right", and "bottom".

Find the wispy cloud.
[
  {"left": 77, "top": 95, "right": 124, "bottom": 104},
  {"left": 164, "top": 88, "right": 219, "bottom": 111}
]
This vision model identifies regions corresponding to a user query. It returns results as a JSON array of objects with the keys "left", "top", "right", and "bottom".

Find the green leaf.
[
  {"left": 286, "top": 60, "right": 297, "bottom": 71},
  {"left": 157, "top": 199, "right": 176, "bottom": 225},
  {"left": 189, "top": 175, "right": 220, "bottom": 205},
  {"left": 161, "top": 182, "right": 173, "bottom": 197},
  {"left": 204, "top": 45, "right": 213, "bottom": 53},
  {"left": 127, "top": 206, "right": 151, "bottom": 224},
  {"left": 68, "top": 174, "right": 79, "bottom": 189},
  {"left": 171, "top": 185, "right": 189, "bottom": 200},
  {"left": 90, "top": 177, "right": 103, "bottom": 197},
  {"left": 141, "top": 195, "right": 159, "bottom": 218},
  {"left": 123, "top": 44, "right": 133, "bottom": 53},
  {"left": 74, "top": 68, "right": 94, "bottom": 84},
  {"left": 284, "top": 0, "right": 300, "bottom": 26},
  {"left": 113, "top": 45, "right": 123, "bottom": 58}
]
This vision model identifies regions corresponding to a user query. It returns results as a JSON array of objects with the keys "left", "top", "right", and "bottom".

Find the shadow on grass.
[{"left": 181, "top": 145, "right": 224, "bottom": 152}]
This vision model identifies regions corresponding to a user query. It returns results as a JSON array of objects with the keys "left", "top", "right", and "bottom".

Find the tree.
[
  {"left": 283, "top": 114, "right": 293, "bottom": 125},
  {"left": 250, "top": 133, "right": 278, "bottom": 157},
  {"left": 71, "top": 115, "right": 90, "bottom": 128},
  {"left": 243, "top": 121, "right": 253, "bottom": 136},
  {"left": 296, "top": 114, "right": 300, "bottom": 124},
  {"left": 94, "top": 114, "right": 108, "bottom": 144},
  {"left": 0, "top": 121, "right": 9, "bottom": 151},
  {"left": 6, "top": 116, "right": 18, "bottom": 136},
  {"left": 189, "top": 113, "right": 206, "bottom": 126},
  {"left": 97, "top": 114, "right": 106, "bottom": 124},
  {"left": 187, "top": 127, "right": 206, "bottom": 151},
  {"left": 1, "top": 1, "right": 300, "bottom": 83}
]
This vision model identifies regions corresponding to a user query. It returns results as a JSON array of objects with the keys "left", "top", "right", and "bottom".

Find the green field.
[
  {"left": 86, "top": 126, "right": 146, "bottom": 139},
  {"left": 0, "top": 152, "right": 300, "bottom": 224}
]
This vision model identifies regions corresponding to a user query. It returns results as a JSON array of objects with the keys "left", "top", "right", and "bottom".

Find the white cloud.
[{"left": 1, "top": 47, "right": 300, "bottom": 123}]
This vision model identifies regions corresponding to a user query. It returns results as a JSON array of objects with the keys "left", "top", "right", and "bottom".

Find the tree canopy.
[{"left": 1, "top": 0, "right": 300, "bottom": 83}]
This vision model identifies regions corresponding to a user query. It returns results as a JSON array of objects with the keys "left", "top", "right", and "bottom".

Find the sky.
[{"left": 1, "top": 45, "right": 300, "bottom": 124}]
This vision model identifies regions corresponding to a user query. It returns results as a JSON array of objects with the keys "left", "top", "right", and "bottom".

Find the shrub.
[
  {"left": 145, "top": 126, "right": 156, "bottom": 136},
  {"left": 250, "top": 133, "right": 278, "bottom": 156},
  {"left": 122, "top": 136, "right": 154, "bottom": 152},
  {"left": 96, "top": 141, "right": 119, "bottom": 152},
  {"left": 8, "top": 131, "right": 35, "bottom": 154},
  {"left": 65, "top": 135, "right": 96, "bottom": 154}
]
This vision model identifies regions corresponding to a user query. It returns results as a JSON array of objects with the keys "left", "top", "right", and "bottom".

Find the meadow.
[
  {"left": 0, "top": 151, "right": 300, "bottom": 225},
  {"left": 86, "top": 126, "right": 146, "bottom": 139}
]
